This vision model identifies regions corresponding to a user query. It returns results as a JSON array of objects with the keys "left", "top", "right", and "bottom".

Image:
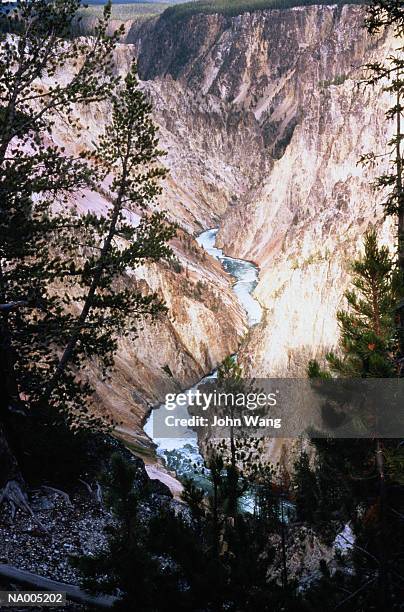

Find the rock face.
[
  {"left": 87, "top": 235, "right": 247, "bottom": 448},
  {"left": 126, "top": 4, "right": 397, "bottom": 379},
  {"left": 45, "top": 43, "right": 247, "bottom": 448},
  {"left": 52, "top": 5, "right": 397, "bottom": 447}
]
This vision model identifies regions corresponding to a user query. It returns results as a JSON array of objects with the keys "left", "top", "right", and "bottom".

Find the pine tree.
[
  {"left": 78, "top": 432, "right": 303, "bottom": 609},
  {"left": 363, "top": 0, "right": 404, "bottom": 358},
  {"left": 292, "top": 450, "right": 318, "bottom": 524},
  {"left": 216, "top": 356, "right": 248, "bottom": 518},
  {"left": 305, "top": 5, "right": 404, "bottom": 591},
  {"left": 76, "top": 453, "right": 163, "bottom": 611},
  {"left": 0, "top": 1, "right": 175, "bottom": 514},
  {"left": 324, "top": 230, "right": 398, "bottom": 378},
  {"left": 0, "top": 0, "right": 121, "bottom": 511},
  {"left": 307, "top": 232, "right": 403, "bottom": 610},
  {"left": 40, "top": 62, "right": 176, "bottom": 411}
]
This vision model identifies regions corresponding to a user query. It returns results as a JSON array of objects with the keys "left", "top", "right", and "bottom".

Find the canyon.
[
  {"left": 60, "top": 4, "right": 398, "bottom": 455},
  {"left": 0, "top": 4, "right": 400, "bottom": 597}
]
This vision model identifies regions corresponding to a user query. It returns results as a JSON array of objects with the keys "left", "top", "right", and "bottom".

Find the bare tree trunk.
[
  {"left": 280, "top": 496, "right": 288, "bottom": 590},
  {"left": 395, "top": 91, "right": 404, "bottom": 360},
  {"left": 375, "top": 439, "right": 391, "bottom": 611}
]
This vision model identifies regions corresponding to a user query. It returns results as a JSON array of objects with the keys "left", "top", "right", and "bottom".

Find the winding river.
[{"left": 143, "top": 228, "right": 262, "bottom": 488}]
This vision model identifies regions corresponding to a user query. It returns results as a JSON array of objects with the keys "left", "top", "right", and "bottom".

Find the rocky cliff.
[
  {"left": 126, "top": 4, "right": 397, "bottom": 379},
  {"left": 50, "top": 3, "right": 398, "bottom": 452},
  {"left": 46, "top": 42, "right": 247, "bottom": 450}
]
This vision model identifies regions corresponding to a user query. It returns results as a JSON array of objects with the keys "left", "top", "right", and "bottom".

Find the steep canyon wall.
[
  {"left": 49, "top": 4, "right": 398, "bottom": 450},
  {"left": 130, "top": 4, "right": 397, "bottom": 380}
]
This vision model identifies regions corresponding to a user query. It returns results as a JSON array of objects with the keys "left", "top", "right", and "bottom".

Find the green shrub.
[
  {"left": 319, "top": 73, "right": 348, "bottom": 88},
  {"left": 169, "top": 258, "right": 183, "bottom": 273}
]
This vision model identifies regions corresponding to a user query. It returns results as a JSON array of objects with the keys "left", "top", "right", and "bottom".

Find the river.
[{"left": 143, "top": 228, "right": 262, "bottom": 489}]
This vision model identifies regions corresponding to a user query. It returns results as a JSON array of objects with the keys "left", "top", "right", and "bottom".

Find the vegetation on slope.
[{"left": 76, "top": 2, "right": 171, "bottom": 23}]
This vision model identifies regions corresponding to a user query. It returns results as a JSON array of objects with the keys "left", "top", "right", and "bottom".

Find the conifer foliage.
[
  {"left": 315, "top": 230, "right": 399, "bottom": 378},
  {"left": 305, "top": 236, "right": 403, "bottom": 608},
  {"left": 0, "top": 0, "right": 175, "bottom": 506}
]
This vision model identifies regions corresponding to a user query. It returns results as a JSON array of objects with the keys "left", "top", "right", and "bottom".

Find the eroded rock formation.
[
  {"left": 52, "top": 4, "right": 398, "bottom": 451},
  {"left": 128, "top": 4, "right": 397, "bottom": 379}
]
